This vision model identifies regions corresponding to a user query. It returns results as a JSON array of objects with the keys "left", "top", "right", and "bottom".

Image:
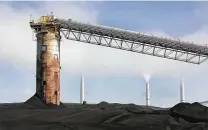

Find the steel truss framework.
[{"left": 55, "top": 19, "right": 208, "bottom": 64}]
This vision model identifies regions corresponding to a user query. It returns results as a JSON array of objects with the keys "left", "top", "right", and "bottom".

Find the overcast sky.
[{"left": 0, "top": 1, "right": 208, "bottom": 107}]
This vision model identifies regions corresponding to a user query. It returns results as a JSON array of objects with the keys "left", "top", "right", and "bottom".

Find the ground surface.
[{"left": 0, "top": 95, "right": 208, "bottom": 130}]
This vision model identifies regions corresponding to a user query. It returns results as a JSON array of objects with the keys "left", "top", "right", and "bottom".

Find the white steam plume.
[{"left": 143, "top": 73, "right": 152, "bottom": 83}]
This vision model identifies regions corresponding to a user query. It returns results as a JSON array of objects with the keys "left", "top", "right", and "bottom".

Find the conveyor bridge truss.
[{"left": 32, "top": 14, "right": 208, "bottom": 64}]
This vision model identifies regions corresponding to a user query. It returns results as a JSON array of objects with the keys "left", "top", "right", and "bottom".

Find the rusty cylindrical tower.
[{"left": 30, "top": 13, "right": 61, "bottom": 105}]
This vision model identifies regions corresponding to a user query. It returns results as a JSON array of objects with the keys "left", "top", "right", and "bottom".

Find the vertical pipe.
[
  {"left": 180, "top": 80, "right": 185, "bottom": 103},
  {"left": 80, "top": 73, "right": 85, "bottom": 104},
  {"left": 146, "top": 82, "right": 150, "bottom": 106}
]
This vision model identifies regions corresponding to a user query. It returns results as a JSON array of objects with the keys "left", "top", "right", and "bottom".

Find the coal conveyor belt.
[{"left": 54, "top": 18, "right": 208, "bottom": 64}]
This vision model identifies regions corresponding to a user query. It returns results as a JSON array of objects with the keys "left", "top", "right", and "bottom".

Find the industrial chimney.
[
  {"left": 80, "top": 73, "right": 85, "bottom": 104},
  {"left": 180, "top": 80, "right": 185, "bottom": 103},
  {"left": 146, "top": 82, "right": 150, "bottom": 106}
]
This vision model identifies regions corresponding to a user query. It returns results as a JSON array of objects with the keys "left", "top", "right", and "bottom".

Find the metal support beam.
[{"left": 60, "top": 29, "right": 207, "bottom": 64}]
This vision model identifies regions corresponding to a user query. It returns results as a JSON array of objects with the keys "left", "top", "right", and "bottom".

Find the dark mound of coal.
[
  {"left": 1, "top": 101, "right": 208, "bottom": 130},
  {"left": 24, "top": 94, "right": 66, "bottom": 109},
  {"left": 98, "top": 101, "right": 109, "bottom": 105},
  {"left": 97, "top": 101, "right": 110, "bottom": 109},
  {"left": 123, "top": 103, "right": 156, "bottom": 114},
  {"left": 170, "top": 102, "right": 208, "bottom": 123}
]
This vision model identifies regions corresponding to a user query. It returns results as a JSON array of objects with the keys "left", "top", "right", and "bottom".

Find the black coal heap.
[
  {"left": 0, "top": 96, "right": 208, "bottom": 130},
  {"left": 24, "top": 94, "right": 66, "bottom": 109}
]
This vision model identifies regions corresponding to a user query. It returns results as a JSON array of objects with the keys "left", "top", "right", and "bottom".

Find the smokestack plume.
[
  {"left": 80, "top": 73, "right": 85, "bottom": 104},
  {"left": 180, "top": 80, "right": 185, "bottom": 103},
  {"left": 146, "top": 81, "right": 150, "bottom": 106},
  {"left": 143, "top": 73, "right": 151, "bottom": 83}
]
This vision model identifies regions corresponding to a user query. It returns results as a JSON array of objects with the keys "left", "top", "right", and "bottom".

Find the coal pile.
[
  {"left": 24, "top": 94, "right": 66, "bottom": 109},
  {"left": 0, "top": 97, "right": 208, "bottom": 130},
  {"left": 170, "top": 102, "right": 208, "bottom": 123}
]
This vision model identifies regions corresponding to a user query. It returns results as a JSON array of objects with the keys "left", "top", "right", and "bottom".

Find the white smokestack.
[
  {"left": 80, "top": 73, "right": 85, "bottom": 104},
  {"left": 142, "top": 73, "right": 151, "bottom": 106},
  {"left": 180, "top": 80, "right": 185, "bottom": 103},
  {"left": 146, "top": 81, "right": 150, "bottom": 106}
]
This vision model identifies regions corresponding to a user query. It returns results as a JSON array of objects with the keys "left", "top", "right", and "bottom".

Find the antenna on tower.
[
  {"left": 30, "top": 14, "right": 32, "bottom": 22},
  {"left": 29, "top": 14, "right": 34, "bottom": 23},
  {"left": 51, "top": 12, "right": 53, "bottom": 15}
]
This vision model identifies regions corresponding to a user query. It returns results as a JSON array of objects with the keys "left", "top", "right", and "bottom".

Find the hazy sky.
[{"left": 0, "top": 1, "right": 208, "bottom": 107}]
